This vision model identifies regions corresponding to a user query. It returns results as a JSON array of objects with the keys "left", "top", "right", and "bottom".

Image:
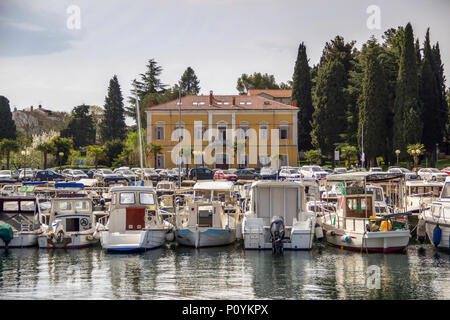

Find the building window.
[
  {"left": 156, "top": 155, "right": 165, "bottom": 169},
  {"left": 154, "top": 125, "right": 165, "bottom": 140},
  {"left": 279, "top": 125, "right": 289, "bottom": 140},
  {"left": 258, "top": 155, "right": 270, "bottom": 167},
  {"left": 238, "top": 122, "right": 249, "bottom": 140},
  {"left": 280, "top": 154, "right": 288, "bottom": 166},
  {"left": 174, "top": 123, "right": 185, "bottom": 141}
]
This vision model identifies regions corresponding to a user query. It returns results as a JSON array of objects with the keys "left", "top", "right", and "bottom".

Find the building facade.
[{"left": 145, "top": 92, "right": 298, "bottom": 169}]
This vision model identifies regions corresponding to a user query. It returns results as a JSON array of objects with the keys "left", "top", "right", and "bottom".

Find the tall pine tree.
[
  {"left": 101, "top": 75, "right": 126, "bottom": 142},
  {"left": 291, "top": 42, "right": 313, "bottom": 151},
  {"left": 180, "top": 67, "right": 200, "bottom": 95},
  {"left": 0, "top": 96, "right": 16, "bottom": 140},
  {"left": 393, "top": 23, "right": 422, "bottom": 155}
]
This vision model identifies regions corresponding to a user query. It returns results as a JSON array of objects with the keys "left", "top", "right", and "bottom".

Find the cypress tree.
[
  {"left": 311, "top": 59, "right": 347, "bottom": 156},
  {"left": 420, "top": 29, "right": 441, "bottom": 163},
  {"left": 291, "top": 42, "right": 313, "bottom": 151},
  {"left": 100, "top": 75, "right": 126, "bottom": 142},
  {"left": 393, "top": 23, "right": 422, "bottom": 155},
  {"left": 61, "top": 104, "right": 96, "bottom": 149},
  {"left": 357, "top": 38, "right": 389, "bottom": 166},
  {"left": 0, "top": 96, "right": 17, "bottom": 140}
]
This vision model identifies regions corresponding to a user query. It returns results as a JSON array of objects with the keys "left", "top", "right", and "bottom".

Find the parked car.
[
  {"left": 64, "top": 169, "right": 89, "bottom": 181},
  {"left": 259, "top": 167, "right": 279, "bottom": 180},
  {"left": 113, "top": 168, "right": 139, "bottom": 181},
  {"left": 80, "top": 169, "right": 96, "bottom": 179},
  {"left": 233, "top": 169, "right": 260, "bottom": 180},
  {"left": 0, "top": 170, "right": 13, "bottom": 180},
  {"left": 214, "top": 170, "right": 238, "bottom": 182},
  {"left": 278, "top": 168, "right": 302, "bottom": 180},
  {"left": 94, "top": 168, "right": 117, "bottom": 180},
  {"left": 321, "top": 167, "right": 333, "bottom": 174},
  {"left": 300, "top": 165, "right": 329, "bottom": 180},
  {"left": 441, "top": 167, "right": 450, "bottom": 175},
  {"left": 35, "top": 169, "right": 65, "bottom": 181},
  {"left": 188, "top": 167, "right": 215, "bottom": 180},
  {"left": 143, "top": 168, "right": 160, "bottom": 181},
  {"left": 369, "top": 167, "right": 383, "bottom": 172},
  {"left": 333, "top": 167, "right": 348, "bottom": 174},
  {"left": 387, "top": 166, "right": 417, "bottom": 179},
  {"left": 417, "top": 168, "right": 447, "bottom": 181},
  {"left": 18, "top": 168, "right": 34, "bottom": 181},
  {"left": 11, "top": 169, "right": 20, "bottom": 180}
]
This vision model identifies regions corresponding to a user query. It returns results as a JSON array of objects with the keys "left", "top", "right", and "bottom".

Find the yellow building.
[{"left": 145, "top": 92, "right": 299, "bottom": 169}]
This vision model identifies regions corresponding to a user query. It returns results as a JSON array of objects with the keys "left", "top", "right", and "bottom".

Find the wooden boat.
[{"left": 320, "top": 172, "right": 410, "bottom": 253}]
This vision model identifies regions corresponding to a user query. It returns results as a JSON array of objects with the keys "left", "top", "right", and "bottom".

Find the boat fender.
[
  {"left": 314, "top": 223, "right": 324, "bottom": 239},
  {"left": 87, "top": 235, "right": 94, "bottom": 241},
  {"left": 330, "top": 231, "right": 336, "bottom": 237},
  {"left": 433, "top": 225, "right": 442, "bottom": 247},
  {"left": 341, "top": 235, "right": 351, "bottom": 243},
  {"left": 0, "top": 224, "right": 14, "bottom": 247}
]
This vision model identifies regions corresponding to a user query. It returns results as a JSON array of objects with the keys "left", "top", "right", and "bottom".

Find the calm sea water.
[{"left": 0, "top": 241, "right": 449, "bottom": 300}]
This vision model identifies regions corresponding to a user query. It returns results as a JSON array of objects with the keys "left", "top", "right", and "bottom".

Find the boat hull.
[
  {"left": 38, "top": 233, "right": 98, "bottom": 249},
  {"left": 322, "top": 223, "right": 410, "bottom": 253},
  {"left": 424, "top": 220, "right": 450, "bottom": 251},
  {"left": 0, "top": 232, "right": 41, "bottom": 248},
  {"left": 101, "top": 229, "right": 167, "bottom": 252},
  {"left": 175, "top": 228, "right": 236, "bottom": 248}
]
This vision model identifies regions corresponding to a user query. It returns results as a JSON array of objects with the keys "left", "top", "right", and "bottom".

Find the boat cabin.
[
  {"left": 108, "top": 186, "right": 160, "bottom": 233},
  {"left": 0, "top": 196, "right": 42, "bottom": 232},
  {"left": 47, "top": 198, "right": 94, "bottom": 232},
  {"left": 193, "top": 181, "right": 237, "bottom": 204}
]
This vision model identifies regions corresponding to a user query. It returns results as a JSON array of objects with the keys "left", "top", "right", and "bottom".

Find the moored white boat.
[
  {"left": 100, "top": 186, "right": 172, "bottom": 252},
  {"left": 242, "top": 181, "right": 315, "bottom": 251}
]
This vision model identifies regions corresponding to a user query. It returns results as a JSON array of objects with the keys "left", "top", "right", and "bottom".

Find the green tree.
[
  {"left": 291, "top": 42, "right": 314, "bottom": 151},
  {"left": 146, "top": 143, "right": 163, "bottom": 168},
  {"left": 100, "top": 75, "right": 127, "bottom": 142},
  {"left": 236, "top": 72, "right": 281, "bottom": 95},
  {"left": 61, "top": 104, "right": 96, "bottom": 149},
  {"left": 103, "top": 140, "right": 124, "bottom": 167},
  {"left": 305, "top": 149, "right": 322, "bottom": 164},
  {"left": 311, "top": 59, "right": 347, "bottom": 157},
  {"left": 180, "top": 67, "right": 200, "bottom": 95},
  {"left": 407, "top": 143, "right": 425, "bottom": 168},
  {"left": 36, "top": 142, "right": 55, "bottom": 169},
  {"left": 357, "top": 38, "right": 389, "bottom": 166},
  {"left": 127, "top": 59, "right": 168, "bottom": 125},
  {"left": 338, "top": 144, "right": 358, "bottom": 168},
  {"left": 0, "top": 139, "right": 19, "bottom": 169},
  {"left": 393, "top": 23, "right": 422, "bottom": 156},
  {"left": 420, "top": 29, "right": 442, "bottom": 164},
  {"left": 86, "top": 145, "right": 106, "bottom": 169},
  {"left": 50, "top": 137, "right": 73, "bottom": 166},
  {"left": 0, "top": 96, "right": 17, "bottom": 140}
]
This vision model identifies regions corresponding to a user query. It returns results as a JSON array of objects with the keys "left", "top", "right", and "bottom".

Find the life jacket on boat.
[{"left": 379, "top": 220, "right": 392, "bottom": 232}]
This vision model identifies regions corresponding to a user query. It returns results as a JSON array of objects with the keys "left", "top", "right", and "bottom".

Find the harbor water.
[{"left": 0, "top": 241, "right": 449, "bottom": 300}]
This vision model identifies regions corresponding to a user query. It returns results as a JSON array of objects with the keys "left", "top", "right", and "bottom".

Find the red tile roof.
[
  {"left": 247, "top": 89, "right": 292, "bottom": 98},
  {"left": 146, "top": 94, "right": 298, "bottom": 111}
]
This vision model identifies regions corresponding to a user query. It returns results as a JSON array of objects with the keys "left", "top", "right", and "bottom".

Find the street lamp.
[
  {"left": 395, "top": 149, "right": 400, "bottom": 166},
  {"left": 59, "top": 152, "right": 64, "bottom": 172}
]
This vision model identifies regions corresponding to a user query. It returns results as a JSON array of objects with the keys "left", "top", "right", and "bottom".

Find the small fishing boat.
[
  {"left": 320, "top": 172, "right": 410, "bottom": 253},
  {"left": 0, "top": 196, "right": 45, "bottom": 248},
  {"left": 100, "top": 186, "right": 173, "bottom": 252},
  {"left": 242, "top": 181, "right": 316, "bottom": 251},
  {"left": 37, "top": 196, "right": 103, "bottom": 249},
  {"left": 421, "top": 176, "right": 450, "bottom": 251}
]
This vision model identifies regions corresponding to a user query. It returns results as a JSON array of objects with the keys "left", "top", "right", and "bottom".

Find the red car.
[
  {"left": 441, "top": 167, "right": 450, "bottom": 175},
  {"left": 214, "top": 170, "right": 238, "bottom": 182}
]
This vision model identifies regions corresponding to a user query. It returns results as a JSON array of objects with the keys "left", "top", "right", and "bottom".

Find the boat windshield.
[
  {"left": 441, "top": 182, "right": 450, "bottom": 198},
  {"left": 139, "top": 192, "right": 155, "bottom": 205}
]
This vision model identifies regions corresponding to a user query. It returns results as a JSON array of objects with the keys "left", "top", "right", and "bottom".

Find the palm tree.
[
  {"left": 146, "top": 143, "right": 163, "bottom": 168},
  {"left": 407, "top": 143, "right": 426, "bottom": 169},
  {"left": 86, "top": 145, "right": 106, "bottom": 169},
  {"left": 36, "top": 142, "right": 56, "bottom": 169},
  {"left": 0, "top": 139, "right": 19, "bottom": 169},
  {"left": 338, "top": 143, "right": 358, "bottom": 168}
]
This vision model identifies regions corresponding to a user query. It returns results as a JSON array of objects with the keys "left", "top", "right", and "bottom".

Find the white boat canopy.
[{"left": 193, "top": 181, "right": 235, "bottom": 191}]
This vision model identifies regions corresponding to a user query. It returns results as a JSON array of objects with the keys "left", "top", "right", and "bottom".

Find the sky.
[{"left": 0, "top": 0, "right": 449, "bottom": 125}]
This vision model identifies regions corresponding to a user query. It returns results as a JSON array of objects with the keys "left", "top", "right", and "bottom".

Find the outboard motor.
[{"left": 270, "top": 216, "right": 285, "bottom": 254}]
